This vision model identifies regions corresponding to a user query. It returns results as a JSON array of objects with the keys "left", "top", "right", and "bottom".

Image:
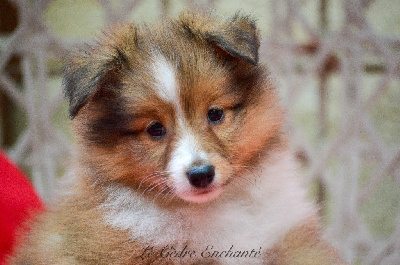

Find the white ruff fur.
[{"left": 100, "top": 151, "right": 315, "bottom": 264}]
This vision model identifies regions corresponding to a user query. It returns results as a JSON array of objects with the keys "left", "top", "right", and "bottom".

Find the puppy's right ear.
[{"left": 63, "top": 24, "right": 136, "bottom": 119}]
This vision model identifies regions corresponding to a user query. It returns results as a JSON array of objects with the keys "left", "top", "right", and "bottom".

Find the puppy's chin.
[{"left": 176, "top": 186, "right": 223, "bottom": 203}]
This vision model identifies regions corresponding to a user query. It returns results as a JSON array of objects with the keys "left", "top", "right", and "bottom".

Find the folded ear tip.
[
  {"left": 68, "top": 112, "right": 76, "bottom": 120},
  {"left": 68, "top": 104, "right": 79, "bottom": 119},
  {"left": 249, "top": 55, "right": 259, "bottom": 66},
  {"left": 180, "top": 11, "right": 260, "bottom": 65},
  {"left": 238, "top": 51, "right": 259, "bottom": 65}
]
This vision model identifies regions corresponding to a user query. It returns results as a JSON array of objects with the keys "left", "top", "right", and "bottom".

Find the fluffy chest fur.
[{"left": 100, "top": 152, "right": 314, "bottom": 264}]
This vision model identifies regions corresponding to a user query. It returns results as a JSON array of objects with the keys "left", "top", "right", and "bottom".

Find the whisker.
[
  {"left": 235, "top": 175, "right": 258, "bottom": 187},
  {"left": 153, "top": 184, "right": 171, "bottom": 202},
  {"left": 137, "top": 171, "right": 171, "bottom": 190},
  {"left": 142, "top": 178, "right": 169, "bottom": 196},
  {"left": 137, "top": 175, "right": 159, "bottom": 190},
  {"left": 164, "top": 188, "right": 177, "bottom": 205}
]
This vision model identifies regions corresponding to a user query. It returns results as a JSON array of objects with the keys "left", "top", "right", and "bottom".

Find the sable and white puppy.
[{"left": 11, "top": 11, "right": 345, "bottom": 265}]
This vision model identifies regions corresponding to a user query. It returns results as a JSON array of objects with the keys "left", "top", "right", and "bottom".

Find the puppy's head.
[{"left": 65, "top": 11, "right": 283, "bottom": 203}]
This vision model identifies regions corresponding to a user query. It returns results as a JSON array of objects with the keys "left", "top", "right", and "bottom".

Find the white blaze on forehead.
[
  {"left": 151, "top": 53, "right": 216, "bottom": 201},
  {"left": 151, "top": 54, "right": 178, "bottom": 104},
  {"left": 151, "top": 53, "right": 200, "bottom": 176}
]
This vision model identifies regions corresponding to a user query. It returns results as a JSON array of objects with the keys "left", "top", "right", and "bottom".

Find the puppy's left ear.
[{"left": 180, "top": 12, "right": 260, "bottom": 65}]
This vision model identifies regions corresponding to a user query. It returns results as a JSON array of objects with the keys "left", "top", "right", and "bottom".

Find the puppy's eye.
[
  {"left": 146, "top": 121, "right": 166, "bottom": 138},
  {"left": 207, "top": 107, "right": 224, "bottom": 123}
]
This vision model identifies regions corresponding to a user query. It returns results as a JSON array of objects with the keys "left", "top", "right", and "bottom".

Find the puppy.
[{"left": 11, "top": 11, "right": 345, "bottom": 265}]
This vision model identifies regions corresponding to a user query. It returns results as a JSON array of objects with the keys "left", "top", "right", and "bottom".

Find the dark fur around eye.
[{"left": 83, "top": 94, "right": 135, "bottom": 147}]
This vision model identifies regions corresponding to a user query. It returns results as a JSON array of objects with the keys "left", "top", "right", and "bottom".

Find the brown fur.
[
  {"left": 10, "top": 178, "right": 174, "bottom": 264},
  {"left": 266, "top": 218, "right": 346, "bottom": 265},
  {"left": 10, "top": 11, "right": 345, "bottom": 264}
]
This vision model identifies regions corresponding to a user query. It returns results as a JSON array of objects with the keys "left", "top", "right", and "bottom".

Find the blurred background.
[{"left": 0, "top": 0, "right": 399, "bottom": 263}]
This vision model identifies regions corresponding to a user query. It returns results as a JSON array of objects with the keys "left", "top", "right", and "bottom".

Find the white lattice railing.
[{"left": 0, "top": 0, "right": 399, "bottom": 263}]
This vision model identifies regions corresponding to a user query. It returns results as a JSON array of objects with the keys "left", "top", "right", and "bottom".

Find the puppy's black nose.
[{"left": 187, "top": 165, "right": 215, "bottom": 188}]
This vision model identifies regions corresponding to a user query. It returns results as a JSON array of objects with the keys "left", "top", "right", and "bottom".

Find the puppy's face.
[{"left": 65, "top": 12, "right": 283, "bottom": 203}]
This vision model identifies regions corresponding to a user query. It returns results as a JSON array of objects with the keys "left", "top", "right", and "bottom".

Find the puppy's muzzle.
[{"left": 187, "top": 164, "right": 215, "bottom": 188}]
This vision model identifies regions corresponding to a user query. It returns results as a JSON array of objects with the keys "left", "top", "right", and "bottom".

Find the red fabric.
[{"left": 0, "top": 151, "right": 44, "bottom": 264}]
